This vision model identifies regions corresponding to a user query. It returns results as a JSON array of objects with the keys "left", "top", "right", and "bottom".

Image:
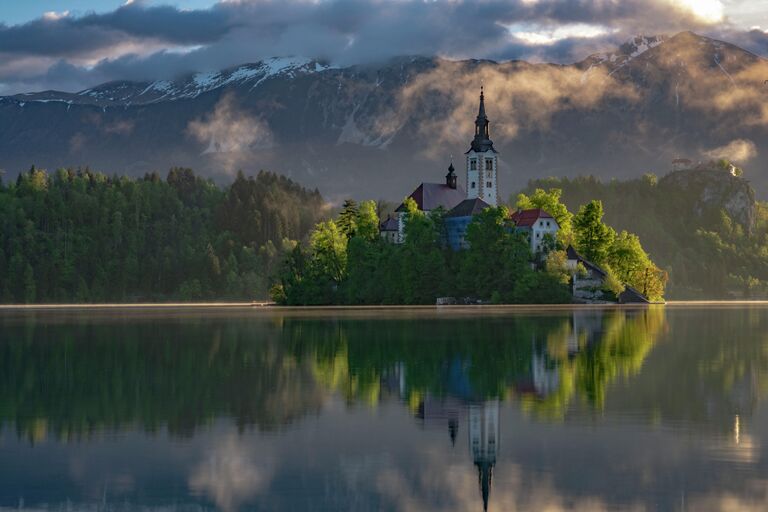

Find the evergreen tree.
[
  {"left": 337, "top": 199, "right": 359, "bottom": 239},
  {"left": 573, "top": 200, "right": 616, "bottom": 265}
]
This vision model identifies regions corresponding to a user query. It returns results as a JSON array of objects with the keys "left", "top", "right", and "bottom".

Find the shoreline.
[{"left": 0, "top": 300, "right": 766, "bottom": 311}]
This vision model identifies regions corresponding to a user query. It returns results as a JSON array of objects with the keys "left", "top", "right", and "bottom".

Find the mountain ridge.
[{"left": 1, "top": 31, "right": 767, "bottom": 201}]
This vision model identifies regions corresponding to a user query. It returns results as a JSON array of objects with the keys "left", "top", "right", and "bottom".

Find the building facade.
[{"left": 465, "top": 86, "right": 499, "bottom": 207}]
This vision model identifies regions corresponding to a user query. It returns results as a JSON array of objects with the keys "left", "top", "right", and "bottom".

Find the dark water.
[{"left": 1, "top": 305, "right": 767, "bottom": 511}]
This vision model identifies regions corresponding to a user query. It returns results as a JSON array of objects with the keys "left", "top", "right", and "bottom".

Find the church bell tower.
[{"left": 465, "top": 86, "right": 499, "bottom": 207}]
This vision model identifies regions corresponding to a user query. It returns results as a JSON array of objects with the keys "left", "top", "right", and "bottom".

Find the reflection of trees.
[
  {"left": 299, "top": 308, "right": 667, "bottom": 419},
  {"left": 0, "top": 318, "right": 325, "bottom": 442},
  {"left": 0, "top": 308, "right": 668, "bottom": 442},
  {"left": 606, "top": 307, "right": 768, "bottom": 431},
  {"left": 518, "top": 307, "right": 666, "bottom": 419}
]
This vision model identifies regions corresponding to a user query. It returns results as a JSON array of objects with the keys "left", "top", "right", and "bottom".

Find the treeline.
[
  {"left": 0, "top": 167, "right": 324, "bottom": 303},
  {"left": 519, "top": 172, "right": 768, "bottom": 298},
  {"left": 273, "top": 199, "right": 571, "bottom": 305},
  {"left": 272, "top": 191, "right": 665, "bottom": 305}
]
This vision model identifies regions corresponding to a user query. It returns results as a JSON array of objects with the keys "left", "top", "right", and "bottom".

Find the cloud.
[
  {"left": 188, "top": 435, "right": 273, "bottom": 512},
  {"left": 0, "top": 0, "right": 737, "bottom": 94},
  {"left": 187, "top": 93, "right": 274, "bottom": 173},
  {"left": 378, "top": 59, "right": 638, "bottom": 156},
  {"left": 704, "top": 139, "right": 758, "bottom": 162}
]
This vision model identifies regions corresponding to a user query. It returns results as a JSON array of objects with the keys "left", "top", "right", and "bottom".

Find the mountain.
[{"left": 1, "top": 32, "right": 767, "bottom": 201}]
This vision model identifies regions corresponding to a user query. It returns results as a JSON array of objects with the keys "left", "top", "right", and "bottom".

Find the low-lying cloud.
[
  {"left": 187, "top": 93, "right": 274, "bottom": 173},
  {"left": 378, "top": 60, "right": 638, "bottom": 156},
  {"left": 0, "top": 0, "right": 747, "bottom": 94},
  {"left": 704, "top": 139, "right": 758, "bottom": 163}
]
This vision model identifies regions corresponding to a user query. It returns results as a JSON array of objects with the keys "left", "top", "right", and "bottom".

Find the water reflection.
[{"left": 7, "top": 306, "right": 768, "bottom": 510}]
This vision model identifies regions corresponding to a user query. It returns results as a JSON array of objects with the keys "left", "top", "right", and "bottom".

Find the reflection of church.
[
  {"left": 469, "top": 400, "right": 499, "bottom": 512},
  {"left": 413, "top": 393, "right": 500, "bottom": 511},
  {"left": 376, "top": 310, "right": 612, "bottom": 511}
]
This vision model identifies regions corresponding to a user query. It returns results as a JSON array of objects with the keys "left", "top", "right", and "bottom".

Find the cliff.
[{"left": 659, "top": 169, "right": 756, "bottom": 233}]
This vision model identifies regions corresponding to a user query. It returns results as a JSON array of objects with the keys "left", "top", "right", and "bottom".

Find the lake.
[{"left": 1, "top": 305, "right": 766, "bottom": 511}]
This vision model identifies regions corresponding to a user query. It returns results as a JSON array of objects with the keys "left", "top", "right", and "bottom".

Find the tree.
[
  {"left": 400, "top": 199, "right": 446, "bottom": 304},
  {"left": 573, "top": 200, "right": 615, "bottom": 265},
  {"left": 545, "top": 250, "right": 571, "bottom": 284},
  {"left": 458, "top": 207, "right": 533, "bottom": 301},
  {"left": 337, "top": 199, "right": 359, "bottom": 239},
  {"left": 355, "top": 200, "right": 380, "bottom": 241},
  {"left": 608, "top": 231, "right": 650, "bottom": 284},
  {"left": 310, "top": 220, "right": 348, "bottom": 285}
]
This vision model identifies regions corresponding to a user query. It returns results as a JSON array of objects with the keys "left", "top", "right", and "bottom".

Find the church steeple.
[
  {"left": 471, "top": 86, "right": 494, "bottom": 153},
  {"left": 465, "top": 86, "right": 499, "bottom": 206}
]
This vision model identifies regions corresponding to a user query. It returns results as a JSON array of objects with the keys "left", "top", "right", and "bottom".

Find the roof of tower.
[
  {"left": 478, "top": 86, "right": 487, "bottom": 119},
  {"left": 467, "top": 86, "right": 497, "bottom": 154}
]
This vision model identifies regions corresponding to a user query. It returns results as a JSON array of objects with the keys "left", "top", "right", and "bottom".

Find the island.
[{"left": 271, "top": 89, "right": 667, "bottom": 305}]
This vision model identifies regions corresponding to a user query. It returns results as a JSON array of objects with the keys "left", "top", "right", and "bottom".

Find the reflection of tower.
[{"left": 469, "top": 400, "right": 499, "bottom": 511}]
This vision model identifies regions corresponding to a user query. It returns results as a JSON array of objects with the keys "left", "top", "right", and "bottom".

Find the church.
[{"left": 380, "top": 87, "right": 559, "bottom": 253}]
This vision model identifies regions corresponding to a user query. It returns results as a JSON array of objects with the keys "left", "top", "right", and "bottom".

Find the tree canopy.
[{"left": 0, "top": 167, "right": 325, "bottom": 303}]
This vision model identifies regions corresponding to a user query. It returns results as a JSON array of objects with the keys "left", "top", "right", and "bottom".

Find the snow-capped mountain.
[
  {"left": 583, "top": 35, "right": 667, "bottom": 69},
  {"left": 11, "top": 57, "right": 334, "bottom": 107},
  {"left": 1, "top": 32, "right": 767, "bottom": 199}
]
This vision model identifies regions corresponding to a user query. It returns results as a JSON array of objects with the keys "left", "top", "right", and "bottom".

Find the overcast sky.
[{"left": 1, "top": 0, "right": 768, "bottom": 94}]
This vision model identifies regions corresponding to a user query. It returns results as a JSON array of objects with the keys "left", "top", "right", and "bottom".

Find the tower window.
[
  {"left": 470, "top": 159, "right": 477, "bottom": 170},
  {"left": 471, "top": 182, "right": 476, "bottom": 189},
  {"left": 486, "top": 181, "right": 492, "bottom": 188},
  {"left": 485, "top": 159, "right": 493, "bottom": 170}
]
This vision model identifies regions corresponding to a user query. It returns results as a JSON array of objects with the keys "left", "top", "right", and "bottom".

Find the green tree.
[
  {"left": 608, "top": 231, "right": 650, "bottom": 284},
  {"left": 573, "top": 200, "right": 615, "bottom": 265},
  {"left": 458, "top": 207, "right": 535, "bottom": 302},
  {"left": 337, "top": 199, "right": 359, "bottom": 239},
  {"left": 310, "top": 220, "right": 348, "bottom": 285},
  {"left": 401, "top": 199, "right": 446, "bottom": 304},
  {"left": 355, "top": 200, "right": 380, "bottom": 241}
]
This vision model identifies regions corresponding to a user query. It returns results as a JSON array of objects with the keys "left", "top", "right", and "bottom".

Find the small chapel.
[{"left": 380, "top": 87, "right": 559, "bottom": 253}]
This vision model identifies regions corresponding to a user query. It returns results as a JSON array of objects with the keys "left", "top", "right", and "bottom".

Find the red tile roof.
[{"left": 509, "top": 208, "right": 554, "bottom": 227}]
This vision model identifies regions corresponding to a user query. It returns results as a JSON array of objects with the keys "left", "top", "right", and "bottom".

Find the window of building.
[
  {"left": 485, "top": 159, "right": 493, "bottom": 170},
  {"left": 470, "top": 159, "right": 477, "bottom": 170},
  {"left": 546, "top": 221, "right": 550, "bottom": 227},
  {"left": 536, "top": 232, "right": 540, "bottom": 238},
  {"left": 486, "top": 181, "right": 492, "bottom": 188},
  {"left": 471, "top": 181, "right": 476, "bottom": 189}
]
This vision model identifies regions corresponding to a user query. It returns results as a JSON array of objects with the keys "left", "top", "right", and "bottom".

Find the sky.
[{"left": 2, "top": 0, "right": 768, "bottom": 94}]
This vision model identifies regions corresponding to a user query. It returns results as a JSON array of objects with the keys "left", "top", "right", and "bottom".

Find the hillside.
[
  {"left": 522, "top": 167, "right": 768, "bottom": 299},
  {"left": 2, "top": 32, "right": 768, "bottom": 200}
]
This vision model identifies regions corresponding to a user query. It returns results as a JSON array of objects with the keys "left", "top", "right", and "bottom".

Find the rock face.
[
  {"left": 2, "top": 31, "right": 768, "bottom": 200},
  {"left": 659, "top": 169, "right": 756, "bottom": 232}
]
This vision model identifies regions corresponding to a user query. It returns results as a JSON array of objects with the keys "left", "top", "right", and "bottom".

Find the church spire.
[
  {"left": 470, "top": 86, "right": 494, "bottom": 152},
  {"left": 477, "top": 85, "right": 487, "bottom": 121}
]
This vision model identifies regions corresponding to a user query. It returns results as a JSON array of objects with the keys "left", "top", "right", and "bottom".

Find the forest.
[
  {"left": 272, "top": 191, "right": 665, "bottom": 305},
  {"left": 5, "top": 163, "right": 749, "bottom": 304},
  {"left": 520, "top": 170, "right": 768, "bottom": 298},
  {"left": 0, "top": 167, "right": 324, "bottom": 303}
]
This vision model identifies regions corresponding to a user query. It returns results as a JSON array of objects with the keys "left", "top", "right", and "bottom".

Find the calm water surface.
[{"left": 1, "top": 305, "right": 767, "bottom": 511}]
